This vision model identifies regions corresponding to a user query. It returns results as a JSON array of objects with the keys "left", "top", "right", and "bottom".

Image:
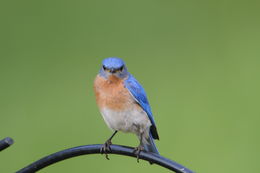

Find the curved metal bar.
[
  {"left": 0, "top": 137, "right": 14, "bottom": 152},
  {"left": 16, "top": 144, "right": 194, "bottom": 173}
]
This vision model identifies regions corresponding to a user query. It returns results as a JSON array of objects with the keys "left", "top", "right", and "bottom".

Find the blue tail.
[{"left": 143, "top": 133, "right": 159, "bottom": 155}]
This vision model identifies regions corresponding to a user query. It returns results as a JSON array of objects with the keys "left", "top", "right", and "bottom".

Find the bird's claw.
[
  {"left": 133, "top": 145, "right": 144, "bottom": 163},
  {"left": 100, "top": 140, "right": 112, "bottom": 160}
]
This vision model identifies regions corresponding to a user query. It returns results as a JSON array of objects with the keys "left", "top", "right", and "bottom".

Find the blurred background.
[{"left": 0, "top": 0, "right": 259, "bottom": 172}]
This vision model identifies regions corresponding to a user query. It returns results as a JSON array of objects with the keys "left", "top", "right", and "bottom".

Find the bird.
[{"left": 94, "top": 57, "right": 159, "bottom": 162}]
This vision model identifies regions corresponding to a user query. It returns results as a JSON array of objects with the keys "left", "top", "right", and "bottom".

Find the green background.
[{"left": 1, "top": 0, "right": 259, "bottom": 172}]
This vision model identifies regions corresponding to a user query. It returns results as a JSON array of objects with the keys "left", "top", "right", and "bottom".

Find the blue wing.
[{"left": 124, "top": 74, "right": 159, "bottom": 140}]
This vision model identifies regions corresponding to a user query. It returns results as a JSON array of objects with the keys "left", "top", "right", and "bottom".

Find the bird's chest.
[
  {"left": 94, "top": 75, "right": 134, "bottom": 110},
  {"left": 94, "top": 75, "right": 151, "bottom": 133}
]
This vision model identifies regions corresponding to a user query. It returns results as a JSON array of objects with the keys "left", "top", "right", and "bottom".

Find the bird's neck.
[{"left": 107, "top": 75, "right": 122, "bottom": 84}]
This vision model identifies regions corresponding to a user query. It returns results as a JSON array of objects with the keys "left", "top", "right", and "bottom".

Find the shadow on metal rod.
[{"left": 16, "top": 144, "right": 194, "bottom": 173}]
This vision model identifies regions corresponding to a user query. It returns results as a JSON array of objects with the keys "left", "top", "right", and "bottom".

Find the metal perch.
[
  {"left": 0, "top": 137, "right": 14, "bottom": 152},
  {"left": 17, "top": 144, "right": 194, "bottom": 173}
]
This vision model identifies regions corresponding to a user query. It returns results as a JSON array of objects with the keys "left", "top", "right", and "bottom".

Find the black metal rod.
[
  {"left": 0, "top": 137, "right": 14, "bottom": 152},
  {"left": 17, "top": 144, "right": 194, "bottom": 173}
]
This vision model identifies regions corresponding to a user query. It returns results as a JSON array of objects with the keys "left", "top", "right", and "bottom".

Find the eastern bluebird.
[{"left": 94, "top": 57, "right": 159, "bottom": 161}]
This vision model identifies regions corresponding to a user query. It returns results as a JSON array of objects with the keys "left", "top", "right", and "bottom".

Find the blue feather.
[
  {"left": 124, "top": 74, "right": 159, "bottom": 140},
  {"left": 143, "top": 132, "right": 159, "bottom": 155}
]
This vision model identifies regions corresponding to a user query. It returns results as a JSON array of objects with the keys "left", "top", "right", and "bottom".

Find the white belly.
[{"left": 100, "top": 107, "right": 151, "bottom": 135}]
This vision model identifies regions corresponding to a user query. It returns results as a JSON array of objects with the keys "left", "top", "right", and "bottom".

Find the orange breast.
[{"left": 94, "top": 75, "right": 133, "bottom": 110}]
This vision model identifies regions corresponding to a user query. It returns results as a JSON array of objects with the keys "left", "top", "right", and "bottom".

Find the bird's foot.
[
  {"left": 133, "top": 145, "right": 144, "bottom": 163},
  {"left": 100, "top": 140, "right": 112, "bottom": 160}
]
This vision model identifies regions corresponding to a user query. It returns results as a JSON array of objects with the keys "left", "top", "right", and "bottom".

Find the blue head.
[{"left": 99, "top": 57, "right": 129, "bottom": 79}]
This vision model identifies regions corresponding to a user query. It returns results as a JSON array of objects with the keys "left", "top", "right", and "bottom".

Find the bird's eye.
[
  {"left": 119, "top": 66, "right": 124, "bottom": 71},
  {"left": 103, "top": 65, "right": 107, "bottom": 71}
]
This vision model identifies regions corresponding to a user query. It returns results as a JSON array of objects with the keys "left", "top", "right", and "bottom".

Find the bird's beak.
[{"left": 109, "top": 68, "right": 116, "bottom": 74}]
